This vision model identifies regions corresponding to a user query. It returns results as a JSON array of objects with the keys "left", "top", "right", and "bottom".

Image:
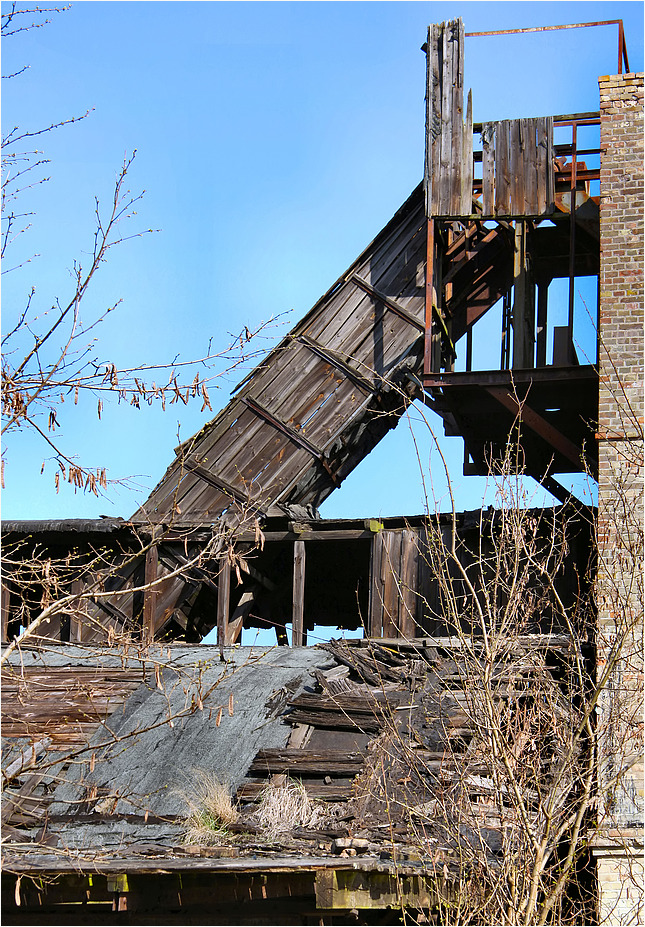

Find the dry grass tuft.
[
  {"left": 255, "top": 778, "right": 323, "bottom": 840},
  {"left": 181, "top": 770, "right": 239, "bottom": 846}
]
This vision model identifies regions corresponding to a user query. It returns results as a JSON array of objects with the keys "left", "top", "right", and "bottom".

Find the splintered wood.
[
  {"left": 425, "top": 19, "right": 554, "bottom": 219},
  {"left": 425, "top": 19, "right": 473, "bottom": 217}
]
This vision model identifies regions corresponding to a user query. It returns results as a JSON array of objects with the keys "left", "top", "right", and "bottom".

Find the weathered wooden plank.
[
  {"left": 243, "top": 396, "right": 324, "bottom": 461},
  {"left": 1, "top": 582, "right": 10, "bottom": 642},
  {"left": 439, "top": 23, "right": 453, "bottom": 217},
  {"left": 289, "top": 692, "right": 385, "bottom": 711},
  {"left": 381, "top": 531, "right": 402, "bottom": 638},
  {"left": 510, "top": 119, "right": 521, "bottom": 216},
  {"left": 462, "top": 89, "right": 473, "bottom": 214},
  {"left": 236, "top": 781, "right": 353, "bottom": 802},
  {"left": 399, "top": 529, "right": 419, "bottom": 639},
  {"left": 525, "top": 118, "right": 538, "bottom": 214},
  {"left": 368, "top": 532, "right": 384, "bottom": 638},
  {"left": 296, "top": 335, "right": 375, "bottom": 394},
  {"left": 351, "top": 274, "right": 425, "bottom": 333},
  {"left": 495, "top": 120, "right": 511, "bottom": 216},
  {"left": 536, "top": 118, "right": 548, "bottom": 216},
  {"left": 286, "top": 709, "right": 381, "bottom": 732},
  {"left": 249, "top": 749, "right": 364, "bottom": 776},
  {"left": 481, "top": 123, "right": 495, "bottom": 216},
  {"left": 450, "top": 18, "right": 465, "bottom": 215},
  {"left": 545, "top": 115, "right": 555, "bottom": 211}
]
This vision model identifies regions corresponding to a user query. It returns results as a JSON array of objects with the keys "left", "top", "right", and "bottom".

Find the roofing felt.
[{"left": 32, "top": 645, "right": 334, "bottom": 818}]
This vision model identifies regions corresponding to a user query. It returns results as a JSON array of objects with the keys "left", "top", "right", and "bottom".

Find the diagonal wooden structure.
[{"left": 2, "top": 19, "right": 600, "bottom": 650}]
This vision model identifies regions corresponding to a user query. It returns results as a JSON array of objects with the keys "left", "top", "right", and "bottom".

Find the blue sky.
[{"left": 2, "top": 1, "right": 643, "bottom": 521}]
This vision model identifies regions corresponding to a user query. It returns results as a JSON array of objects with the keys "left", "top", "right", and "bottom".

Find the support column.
[
  {"left": 216, "top": 554, "right": 231, "bottom": 652},
  {"left": 292, "top": 541, "right": 306, "bottom": 646},
  {"left": 512, "top": 221, "right": 535, "bottom": 369},
  {"left": 1, "top": 582, "right": 11, "bottom": 642},
  {"left": 142, "top": 534, "right": 159, "bottom": 643},
  {"left": 69, "top": 579, "right": 83, "bottom": 643}
]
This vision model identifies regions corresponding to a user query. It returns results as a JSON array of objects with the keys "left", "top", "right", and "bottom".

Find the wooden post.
[
  {"left": 512, "top": 221, "right": 535, "bottom": 369},
  {"left": 292, "top": 541, "right": 306, "bottom": 647},
  {"left": 1, "top": 582, "right": 10, "bottom": 642},
  {"left": 69, "top": 579, "right": 83, "bottom": 643},
  {"left": 216, "top": 554, "right": 230, "bottom": 652},
  {"left": 142, "top": 534, "right": 159, "bottom": 643},
  {"left": 368, "top": 531, "right": 384, "bottom": 639}
]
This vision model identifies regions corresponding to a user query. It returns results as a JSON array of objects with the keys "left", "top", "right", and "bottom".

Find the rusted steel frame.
[
  {"left": 242, "top": 396, "right": 324, "bottom": 461},
  {"left": 533, "top": 473, "right": 570, "bottom": 505},
  {"left": 424, "top": 218, "right": 435, "bottom": 374},
  {"left": 424, "top": 364, "right": 596, "bottom": 388},
  {"left": 556, "top": 167, "right": 599, "bottom": 185},
  {"left": 552, "top": 114, "right": 600, "bottom": 127},
  {"left": 183, "top": 457, "right": 265, "bottom": 516},
  {"left": 486, "top": 387, "right": 584, "bottom": 471},
  {"left": 536, "top": 281, "right": 549, "bottom": 368},
  {"left": 296, "top": 335, "right": 374, "bottom": 394},
  {"left": 350, "top": 274, "right": 425, "bottom": 332},
  {"left": 554, "top": 145, "right": 599, "bottom": 157},
  {"left": 466, "top": 20, "right": 629, "bottom": 73},
  {"left": 618, "top": 19, "right": 630, "bottom": 73}
]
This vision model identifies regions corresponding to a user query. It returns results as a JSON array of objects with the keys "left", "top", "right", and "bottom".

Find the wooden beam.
[
  {"left": 216, "top": 555, "right": 231, "bottom": 652},
  {"left": 296, "top": 335, "right": 374, "bottom": 393},
  {"left": 69, "top": 579, "right": 83, "bottom": 643},
  {"left": 350, "top": 274, "right": 425, "bottom": 332},
  {"left": 368, "top": 531, "right": 384, "bottom": 639},
  {"left": 183, "top": 457, "right": 265, "bottom": 515},
  {"left": 512, "top": 221, "right": 535, "bottom": 369},
  {"left": 242, "top": 396, "right": 325, "bottom": 460},
  {"left": 292, "top": 540, "right": 306, "bottom": 647},
  {"left": 486, "top": 387, "right": 585, "bottom": 471},
  {"left": 1, "top": 582, "right": 10, "bottom": 642},
  {"left": 225, "top": 588, "right": 255, "bottom": 645}
]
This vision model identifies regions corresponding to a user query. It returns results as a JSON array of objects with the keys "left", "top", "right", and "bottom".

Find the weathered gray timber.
[
  {"left": 424, "top": 19, "right": 554, "bottom": 219},
  {"left": 481, "top": 117, "right": 555, "bottom": 218},
  {"left": 425, "top": 19, "right": 473, "bottom": 217}
]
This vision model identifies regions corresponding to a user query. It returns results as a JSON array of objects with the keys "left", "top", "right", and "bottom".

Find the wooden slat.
[
  {"left": 536, "top": 118, "right": 548, "bottom": 216},
  {"left": 381, "top": 531, "right": 402, "bottom": 638},
  {"left": 439, "top": 22, "right": 452, "bottom": 216},
  {"left": 495, "top": 120, "right": 511, "bottom": 216},
  {"left": 545, "top": 115, "right": 555, "bottom": 210},
  {"left": 296, "top": 335, "right": 374, "bottom": 393},
  {"left": 450, "top": 19, "right": 463, "bottom": 216},
  {"left": 482, "top": 123, "right": 495, "bottom": 216},
  {"left": 250, "top": 749, "right": 364, "bottom": 776},
  {"left": 462, "top": 89, "right": 473, "bottom": 214},
  {"left": 350, "top": 274, "right": 425, "bottom": 332},
  {"left": 242, "top": 397, "right": 324, "bottom": 460}
]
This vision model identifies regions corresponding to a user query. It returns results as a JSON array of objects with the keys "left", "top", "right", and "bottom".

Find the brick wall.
[{"left": 595, "top": 72, "right": 644, "bottom": 926}]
